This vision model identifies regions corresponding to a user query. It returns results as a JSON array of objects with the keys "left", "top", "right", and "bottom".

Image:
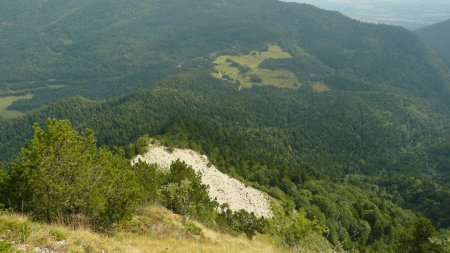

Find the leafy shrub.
[
  {"left": 49, "top": 229, "right": 67, "bottom": 241},
  {"left": 122, "top": 135, "right": 151, "bottom": 159},
  {"left": 217, "top": 206, "right": 267, "bottom": 239},
  {"left": 183, "top": 222, "right": 204, "bottom": 238},
  {"left": 160, "top": 160, "right": 218, "bottom": 223},
  {"left": 8, "top": 119, "right": 143, "bottom": 230},
  {"left": 226, "top": 59, "right": 251, "bottom": 74},
  {"left": 0, "top": 169, "right": 8, "bottom": 209},
  {"left": 133, "top": 162, "right": 164, "bottom": 204},
  {"left": 250, "top": 75, "right": 262, "bottom": 83},
  {"left": 277, "top": 212, "right": 327, "bottom": 247}
]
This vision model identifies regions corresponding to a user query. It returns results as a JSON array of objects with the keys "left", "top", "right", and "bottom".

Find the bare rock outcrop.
[{"left": 133, "top": 145, "right": 273, "bottom": 218}]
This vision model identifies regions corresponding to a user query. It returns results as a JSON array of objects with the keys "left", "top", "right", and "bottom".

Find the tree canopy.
[{"left": 6, "top": 119, "right": 143, "bottom": 229}]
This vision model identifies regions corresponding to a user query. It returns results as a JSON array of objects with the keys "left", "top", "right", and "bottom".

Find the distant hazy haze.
[{"left": 281, "top": 0, "right": 450, "bottom": 29}]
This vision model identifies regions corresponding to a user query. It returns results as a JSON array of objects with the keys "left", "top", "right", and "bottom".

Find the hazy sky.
[{"left": 281, "top": 0, "right": 450, "bottom": 30}]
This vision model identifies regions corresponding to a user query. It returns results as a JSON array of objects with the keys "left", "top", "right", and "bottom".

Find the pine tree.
[{"left": 9, "top": 119, "right": 142, "bottom": 229}]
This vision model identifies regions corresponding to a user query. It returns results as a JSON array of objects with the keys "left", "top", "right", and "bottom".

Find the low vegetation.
[
  {"left": 212, "top": 45, "right": 302, "bottom": 89},
  {"left": 0, "top": 94, "right": 32, "bottom": 119},
  {"left": 311, "top": 82, "right": 331, "bottom": 93},
  {"left": 0, "top": 209, "right": 298, "bottom": 253},
  {"left": 6, "top": 119, "right": 142, "bottom": 229},
  {"left": 0, "top": 119, "right": 334, "bottom": 252}
]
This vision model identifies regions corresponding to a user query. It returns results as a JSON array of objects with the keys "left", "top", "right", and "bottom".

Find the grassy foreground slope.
[{"left": 1, "top": 206, "right": 327, "bottom": 253}]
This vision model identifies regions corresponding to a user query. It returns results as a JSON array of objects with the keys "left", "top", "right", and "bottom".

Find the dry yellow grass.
[
  {"left": 212, "top": 45, "right": 302, "bottom": 89},
  {"left": 1, "top": 206, "right": 332, "bottom": 253}
]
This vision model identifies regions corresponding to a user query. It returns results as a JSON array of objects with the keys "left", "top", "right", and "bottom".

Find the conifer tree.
[{"left": 9, "top": 119, "right": 142, "bottom": 229}]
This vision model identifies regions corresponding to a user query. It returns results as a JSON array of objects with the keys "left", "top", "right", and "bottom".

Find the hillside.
[
  {"left": 1, "top": 0, "right": 449, "bottom": 115},
  {"left": 0, "top": 119, "right": 333, "bottom": 252},
  {"left": 133, "top": 144, "right": 273, "bottom": 218},
  {"left": 1, "top": 206, "right": 320, "bottom": 253},
  {"left": 416, "top": 19, "right": 450, "bottom": 63},
  {"left": 2, "top": 72, "right": 450, "bottom": 251},
  {"left": 1, "top": 0, "right": 450, "bottom": 252}
]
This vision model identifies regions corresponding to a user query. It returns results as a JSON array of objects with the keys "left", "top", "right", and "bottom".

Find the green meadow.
[
  {"left": 0, "top": 93, "right": 33, "bottom": 119},
  {"left": 311, "top": 82, "right": 331, "bottom": 93},
  {"left": 212, "top": 45, "right": 302, "bottom": 89}
]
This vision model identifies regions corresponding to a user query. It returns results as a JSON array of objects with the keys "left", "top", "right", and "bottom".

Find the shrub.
[
  {"left": 8, "top": 119, "right": 143, "bottom": 230},
  {"left": 133, "top": 162, "right": 164, "bottom": 204},
  {"left": 250, "top": 75, "right": 262, "bottom": 83},
  {"left": 217, "top": 207, "right": 267, "bottom": 239},
  {"left": 277, "top": 212, "right": 327, "bottom": 247},
  {"left": 183, "top": 222, "right": 204, "bottom": 238},
  {"left": 160, "top": 160, "right": 218, "bottom": 223},
  {"left": 49, "top": 229, "right": 67, "bottom": 241},
  {"left": 0, "top": 169, "right": 8, "bottom": 209}
]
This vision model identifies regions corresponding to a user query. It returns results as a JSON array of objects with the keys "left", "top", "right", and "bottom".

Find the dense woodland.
[
  {"left": 1, "top": 0, "right": 449, "bottom": 109},
  {"left": 416, "top": 19, "right": 450, "bottom": 64},
  {"left": 0, "top": 72, "right": 449, "bottom": 252},
  {"left": 1, "top": 0, "right": 450, "bottom": 252},
  {"left": 0, "top": 119, "right": 328, "bottom": 250}
]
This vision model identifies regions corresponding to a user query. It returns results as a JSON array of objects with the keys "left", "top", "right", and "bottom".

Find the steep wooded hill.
[
  {"left": 1, "top": 72, "right": 450, "bottom": 251},
  {"left": 1, "top": 0, "right": 449, "bottom": 112},
  {"left": 416, "top": 19, "right": 450, "bottom": 64},
  {"left": 2, "top": 0, "right": 450, "bottom": 251}
]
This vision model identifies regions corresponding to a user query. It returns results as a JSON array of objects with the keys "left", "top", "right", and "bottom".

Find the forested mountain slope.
[
  {"left": 1, "top": 0, "right": 449, "bottom": 112},
  {"left": 1, "top": 72, "right": 450, "bottom": 251},
  {"left": 416, "top": 19, "right": 450, "bottom": 64},
  {"left": 1, "top": 0, "right": 450, "bottom": 251}
]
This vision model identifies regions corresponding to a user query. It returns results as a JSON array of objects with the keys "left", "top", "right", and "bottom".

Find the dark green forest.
[
  {"left": 1, "top": 72, "right": 450, "bottom": 251},
  {"left": 1, "top": 0, "right": 450, "bottom": 252},
  {"left": 0, "top": 119, "right": 273, "bottom": 241},
  {"left": 1, "top": 0, "right": 449, "bottom": 110}
]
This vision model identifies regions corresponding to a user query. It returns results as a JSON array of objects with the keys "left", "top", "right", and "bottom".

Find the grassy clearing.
[
  {"left": 1, "top": 206, "right": 330, "bottom": 253},
  {"left": 212, "top": 45, "right": 302, "bottom": 89},
  {"left": 47, "top": 84, "right": 66, "bottom": 90},
  {"left": 311, "top": 82, "right": 331, "bottom": 93},
  {"left": 0, "top": 93, "right": 32, "bottom": 119}
]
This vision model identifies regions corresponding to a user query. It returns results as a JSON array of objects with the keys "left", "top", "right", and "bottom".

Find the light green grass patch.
[
  {"left": 48, "top": 84, "right": 65, "bottom": 90},
  {"left": 212, "top": 45, "right": 302, "bottom": 89},
  {"left": 311, "top": 82, "right": 331, "bottom": 93},
  {"left": 0, "top": 93, "right": 33, "bottom": 119}
]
